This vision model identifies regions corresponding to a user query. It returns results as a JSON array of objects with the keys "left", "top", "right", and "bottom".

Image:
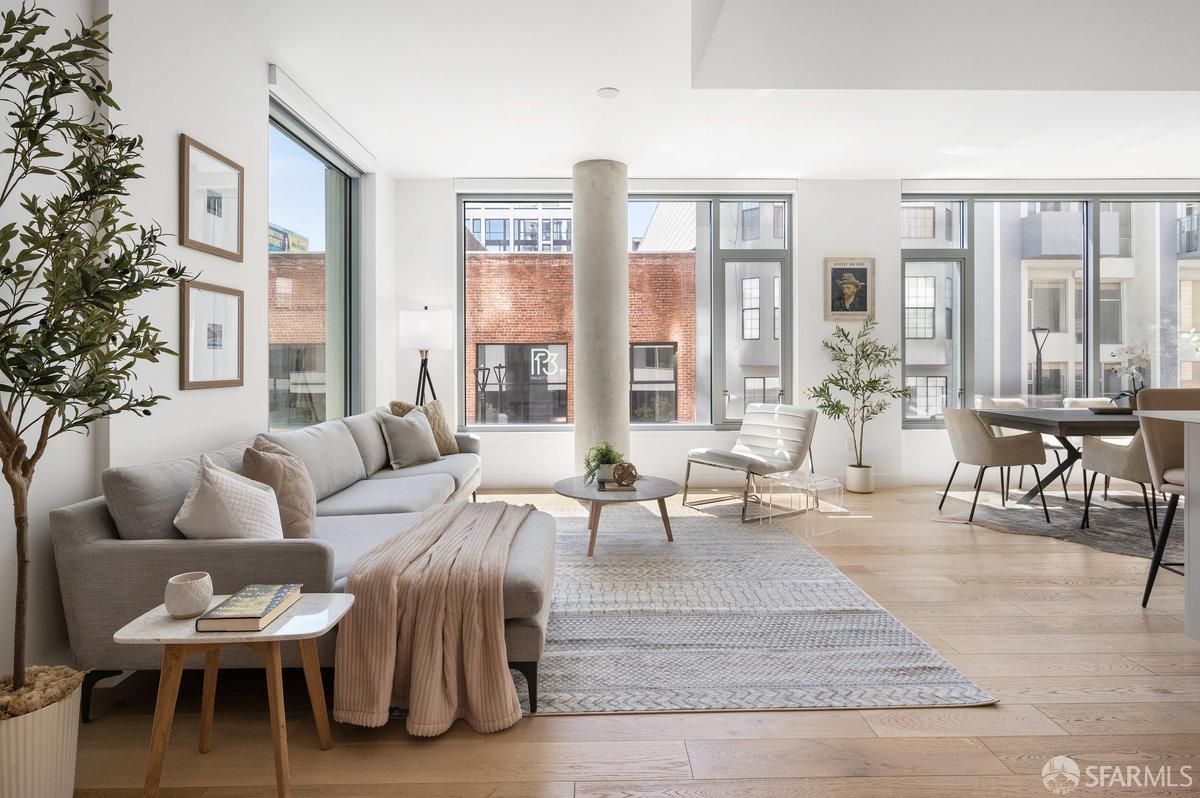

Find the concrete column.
[{"left": 572, "top": 159, "right": 629, "bottom": 471}]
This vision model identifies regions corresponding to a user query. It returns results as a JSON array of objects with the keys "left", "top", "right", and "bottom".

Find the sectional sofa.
[{"left": 50, "top": 411, "right": 557, "bottom": 720}]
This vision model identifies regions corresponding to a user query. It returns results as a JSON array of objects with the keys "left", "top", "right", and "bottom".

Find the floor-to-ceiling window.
[
  {"left": 267, "top": 111, "right": 356, "bottom": 430},
  {"left": 902, "top": 195, "right": 1200, "bottom": 426},
  {"left": 460, "top": 195, "right": 790, "bottom": 427}
]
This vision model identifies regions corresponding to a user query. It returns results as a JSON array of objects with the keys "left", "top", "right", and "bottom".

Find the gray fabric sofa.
[{"left": 50, "top": 411, "right": 556, "bottom": 720}]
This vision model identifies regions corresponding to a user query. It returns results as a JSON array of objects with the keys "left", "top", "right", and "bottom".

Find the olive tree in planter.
[
  {"left": 805, "top": 319, "right": 907, "bottom": 494},
  {"left": 0, "top": 5, "right": 184, "bottom": 791}
]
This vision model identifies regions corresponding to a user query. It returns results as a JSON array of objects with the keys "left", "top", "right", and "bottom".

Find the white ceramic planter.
[
  {"left": 165, "top": 571, "right": 213, "bottom": 619},
  {"left": 845, "top": 464, "right": 875, "bottom": 494},
  {"left": 0, "top": 685, "right": 80, "bottom": 798},
  {"left": 598, "top": 464, "right": 616, "bottom": 482}
]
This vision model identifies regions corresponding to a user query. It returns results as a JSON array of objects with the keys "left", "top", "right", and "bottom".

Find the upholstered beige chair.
[
  {"left": 683, "top": 403, "right": 817, "bottom": 523},
  {"left": 1067, "top": 396, "right": 1127, "bottom": 502},
  {"left": 1080, "top": 431, "right": 1155, "bottom": 535},
  {"left": 941, "top": 408, "right": 1050, "bottom": 523},
  {"left": 978, "top": 396, "right": 1077, "bottom": 499},
  {"left": 1136, "top": 389, "right": 1196, "bottom": 606}
]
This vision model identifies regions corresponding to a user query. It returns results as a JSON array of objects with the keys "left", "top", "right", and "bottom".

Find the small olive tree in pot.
[
  {"left": 805, "top": 319, "right": 907, "bottom": 493},
  {"left": 0, "top": 5, "right": 185, "bottom": 789}
]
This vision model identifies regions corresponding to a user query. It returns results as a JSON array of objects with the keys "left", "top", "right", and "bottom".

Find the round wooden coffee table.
[{"left": 553, "top": 475, "right": 679, "bottom": 556}]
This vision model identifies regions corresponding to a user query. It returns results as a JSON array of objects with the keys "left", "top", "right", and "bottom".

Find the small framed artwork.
[
  {"left": 179, "top": 134, "right": 244, "bottom": 261},
  {"left": 824, "top": 256, "right": 875, "bottom": 321},
  {"left": 180, "top": 280, "right": 244, "bottom": 389}
]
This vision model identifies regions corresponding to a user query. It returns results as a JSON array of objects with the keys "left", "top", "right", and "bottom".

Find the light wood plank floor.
[{"left": 75, "top": 486, "right": 1200, "bottom": 797}]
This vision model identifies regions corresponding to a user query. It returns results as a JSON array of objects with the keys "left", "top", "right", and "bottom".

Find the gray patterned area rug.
[
  {"left": 942, "top": 485, "right": 1183, "bottom": 561},
  {"left": 526, "top": 507, "right": 995, "bottom": 714}
]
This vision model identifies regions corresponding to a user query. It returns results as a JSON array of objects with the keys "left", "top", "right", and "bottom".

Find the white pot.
[
  {"left": 845, "top": 464, "right": 874, "bottom": 494},
  {"left": 598, "top": 464, "right": 616, "bottom": 482},
  {"left": 0, "top": 685, "right": 80, "bottom": 797},
  {"left": 165, "top": 571, "right": 213, "bottom": 619}
]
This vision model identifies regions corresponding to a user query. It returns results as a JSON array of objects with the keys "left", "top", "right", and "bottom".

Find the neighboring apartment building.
[
  {"left": 268, "top": 223, "right": 329, "bottom": 429},
  {"left": 901, "top": 200, "right": 1200, "bottom": 421}
]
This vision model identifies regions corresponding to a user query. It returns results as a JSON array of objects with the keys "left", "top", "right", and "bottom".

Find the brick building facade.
[
  {"left": 465, "top": 251, "right": 697, "bottom": 423},
  {"left": 268, "top": 252, "right": 327, "bottom": 344}
]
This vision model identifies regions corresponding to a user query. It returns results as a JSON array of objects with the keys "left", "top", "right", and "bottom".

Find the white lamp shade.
[{"left": 397, "top": 308, "right": 453, "bottom": 351}]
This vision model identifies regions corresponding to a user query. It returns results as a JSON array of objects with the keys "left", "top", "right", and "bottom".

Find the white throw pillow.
[{"left": 173, "top": 455, "right": 284, "bottom": 540}]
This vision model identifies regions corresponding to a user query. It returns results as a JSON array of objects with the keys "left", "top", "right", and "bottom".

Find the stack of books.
[{"left": 195, "top": 583, "right": 302, "bottom": 632}]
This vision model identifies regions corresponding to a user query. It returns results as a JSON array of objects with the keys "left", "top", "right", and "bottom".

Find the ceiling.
[{"left": 206, "top": 0, "right": 1200, "bottom": 181}]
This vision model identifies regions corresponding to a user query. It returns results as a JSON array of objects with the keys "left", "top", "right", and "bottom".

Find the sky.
[{"left": 268, "top": 123, "right": 328, "bottom": 252}]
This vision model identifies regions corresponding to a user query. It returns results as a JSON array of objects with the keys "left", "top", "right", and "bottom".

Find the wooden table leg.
[
  {"left": 144, "top": 645, "right": 186, "bottom": 797},
  {"left": 258, "top": 641, "right": 292, "bottom": 798},
  {"left": 587, "top": 502, "right": 602, "bottom": 556},
  {"left": 299, "top": 638, "right": 333, "bottom": 750},
  {"left": 199, "top": 647, "right": 221, "bottom": 753},
  {"left": 657, "top": 497, "right": 674, "bottom": 542}
]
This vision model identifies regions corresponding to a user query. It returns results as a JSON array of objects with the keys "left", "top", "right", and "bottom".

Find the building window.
[
  {"left": 473, "top": 343, "right": 568, "bottom": 424},
  {"left": 630, "top": 343, "right": 677, "bottom": 423},
  {"left": 1029, "top": 279, "right": 1066, "bottom": 332},
  {"left": 514, "top": 219, "right": 539, "bottom": 251},
  {"left": 904, "top": 275, "right": 936, "bottom": 339},
  {"left": 773, "top": 274, "right": 781, "bottom": 339},
  {"left": 744, "top": 376, "right": 780, "bottom": 406},
  {"left": 741, "top": 203, "right": 760, "bottom": 240},
  {"left": 741, "top": 276, "right": 760, "bottom": 339},
  {"left": 944, "top": 275, "right": 954, "bottom": 339},
  {"left": 905, "top": 375, "right": 948, "bottom": 419},
  {"left": 901, "top": 205, "right": 935, "bottom": 239},
  {"left": 267, "top": 116, "right": 355, "bottom": 431},
  {"left": 552, "top": 219, "right": 571, "bottom": 251},
  {"left": 773, "top": 203, "right": 786, "bottom": 239},
  {"left": 484, "top": 218, "right": 509, "bottom": 251}
]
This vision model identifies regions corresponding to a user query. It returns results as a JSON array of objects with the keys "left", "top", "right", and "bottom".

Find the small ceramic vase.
[{"left": 165, "top": 571, "right": 213, "bottom": 619}]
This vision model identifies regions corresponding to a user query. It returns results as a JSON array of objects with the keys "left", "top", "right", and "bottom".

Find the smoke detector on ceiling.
[{"left": 596, "top": 86, "right": 621, "bottom": 99}]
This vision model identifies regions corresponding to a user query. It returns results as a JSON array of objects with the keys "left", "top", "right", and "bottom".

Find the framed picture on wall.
[
  {"left": 180, "top": 280, "right": 244, "bottom": 389},
  {"left": 179, "top": 134, "right": 244, "bottom": 261},
  {"left": 823, "top": 256, "right": 875, "bottom": 321}
]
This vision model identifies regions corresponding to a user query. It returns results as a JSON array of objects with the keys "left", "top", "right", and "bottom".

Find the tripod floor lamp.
[{"left": 397, "top": 306, "right": 452, "bottom": 404}]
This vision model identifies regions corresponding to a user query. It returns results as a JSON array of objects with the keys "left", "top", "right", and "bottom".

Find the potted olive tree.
[
  {"left": 805, "top": 319, "right": 907, "bottom": 493},
  {"left": 0, "top": 6, "right": 184, "bottom": 792}
]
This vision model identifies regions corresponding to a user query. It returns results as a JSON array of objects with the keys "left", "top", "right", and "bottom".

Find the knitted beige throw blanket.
[{"left": 332, "top": 500, "right": 534, "bottom": 735}]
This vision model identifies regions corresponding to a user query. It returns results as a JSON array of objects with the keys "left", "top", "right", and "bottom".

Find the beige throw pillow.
[
  {"left": 242, "top": 436, "right": 316, "bottom": 539},
  {"left": 389, "top": 399, "right": 459, "bottom": 455},
  {"left": 377, "top": 410, "right": 442, "bottom": 469},
  {"left": 173, "top": 455, "right": 284, "bottom": 540}
]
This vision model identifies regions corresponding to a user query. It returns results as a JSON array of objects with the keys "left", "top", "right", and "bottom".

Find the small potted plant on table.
[
  {"left": 806, "top": 319, "right": 907, "bottom": 494},
  {"left": 583, "top": 441, "right": 625, "bottom": 484}
]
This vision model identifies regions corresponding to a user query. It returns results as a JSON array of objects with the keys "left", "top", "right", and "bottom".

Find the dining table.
[{"left": 974, "top": 408, "right": 1140, "bottom": 505}]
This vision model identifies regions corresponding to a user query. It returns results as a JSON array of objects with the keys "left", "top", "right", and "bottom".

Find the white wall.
[
  {"left": 103, "top": 0, "right": 270, "bottom": 468},
  {"left": 792, "top": 181, "right": 906, "bottom": 482}
]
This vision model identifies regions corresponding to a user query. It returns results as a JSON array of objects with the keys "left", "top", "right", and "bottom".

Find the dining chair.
[
  {"left": 1067, "top": 396, "right": 1127, "bottom": 501},
  {"left": 977, "top": 396, "right": 1075, "bottom": 499},
  {"left": 1079, "top": 431, "right": 1157, "bottom": 538},
  {"left": 1135, "top": 388, "right": 1195, "bottom": 606},
  {"left": 682, "top": 403, "right": 818, "bottom": 523},
  {"left": 941, "top": 408, "right": 1051, "bottom": 523}
]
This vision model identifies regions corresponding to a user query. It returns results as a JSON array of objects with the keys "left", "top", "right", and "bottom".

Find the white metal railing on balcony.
[{"left": 1179, "top": 215, "right": 1200, "bottom": 256}]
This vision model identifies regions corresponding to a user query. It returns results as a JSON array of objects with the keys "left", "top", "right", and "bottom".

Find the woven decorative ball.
[{"left": 612, "top": 461, "right": 639, "bottom": 487}]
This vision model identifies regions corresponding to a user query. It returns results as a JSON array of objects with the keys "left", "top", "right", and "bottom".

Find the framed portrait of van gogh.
[{"left": 824, "top": 256, "right": 874, "bottom": 321}]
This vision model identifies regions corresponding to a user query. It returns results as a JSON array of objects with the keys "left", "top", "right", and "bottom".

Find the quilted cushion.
[
  {"left": 242, "top": 436, "right": 316, "bottom": 539},
  {"left": 173, "top": 455, "right": 283, "bottom": 540},
  {"left": 687, "top": 446, "right": 792, "bottom": 477}
]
